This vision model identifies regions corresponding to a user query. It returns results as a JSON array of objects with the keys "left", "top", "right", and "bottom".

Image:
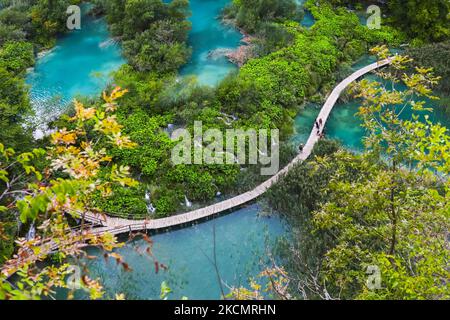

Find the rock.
[{"left": 207, "top": 48, "right": 234, "bottom": 60}]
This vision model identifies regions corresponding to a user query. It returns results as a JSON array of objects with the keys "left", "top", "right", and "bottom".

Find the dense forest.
[{"left": 0, "top": 0, "right": 449, "bottom": 300}]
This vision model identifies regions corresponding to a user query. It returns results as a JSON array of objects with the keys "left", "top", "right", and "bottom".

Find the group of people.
[
  {"left": 315, "top": 118, "right": 323, "bottom": 134},
  {"left": 315, "top": 118, "right": 325, "bottom": 139},
  {"left": 298, "top": 118, "right": 325, "bottom": 153}
]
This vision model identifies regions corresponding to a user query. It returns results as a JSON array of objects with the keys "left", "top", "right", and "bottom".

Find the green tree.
[
  {"left": 30, "top": 0, "right": 75, "bottom": 46},
  {"left": 0, "top": 66, "right": 33, "bottom": 152},
  {"left": 388, "top": 0, "right": 450, "bottom": 43},
  {"left": 407, "top": 40, "right": 450, "bottom": 96},
  {"left": 97, "top": 0, "right": 191, "bottom": 73},
  {"left": 0, "top": 41, "right": 34, "bottom": 74},
  {"left": 228, "top": 0, "right": 300, "bottom": 33},
  {"left": 0, "top": 88, "right": 137, "bottom": 300}
]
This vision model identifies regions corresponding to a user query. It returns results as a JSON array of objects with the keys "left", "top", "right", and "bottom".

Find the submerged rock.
[
  {"left": 225, "top": 36, "right": 256, "bottom": 67},
  {"left": 207, "top": 48, "right": 234, "bottom": 60}
]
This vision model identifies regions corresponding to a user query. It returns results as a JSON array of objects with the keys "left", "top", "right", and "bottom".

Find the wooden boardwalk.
[
  {"left": 84, "top": 59, "right": 392, "bottom": 236},
  {"left": 3, "top": 59, "right": 392, "bottom": 279}
]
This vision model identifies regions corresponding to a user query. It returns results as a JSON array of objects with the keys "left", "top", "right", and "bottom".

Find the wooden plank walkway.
[{"left": 84, "top": 58, "right": 391, "bottom": 236}]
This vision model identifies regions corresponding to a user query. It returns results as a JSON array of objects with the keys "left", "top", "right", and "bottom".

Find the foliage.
[
  {"left": 95, "top": 0, "right": 191, "bottom": 73},
  {"left": 0, "top": 88, "right": 137, "bottom": 300},
  {"left": 387, "top": 0, "right": 450, "bottom": 44},
  {"left": 317, "top": 0, "right": 449, "bottom": 44},
  {"left": 305, "top": 0, "right": 405, "bottom": 49},
  {"left": 0, "top": 66, "right": 33, "bottom": 152},
  {"left": 406, "top": 41, "right": 450, "bottom": 96},
  {"left": 0, "top": 41, "right": 34, "bottom": 74},
  {"left": 252, "top": 22, "right": 296, "bottom": 56},
  {"left": 225, "top": 0, "right": 301, "bottom": 33},
  {"left": 0, "top": 218, "right": 15, "bottom": 265},
  {"left": 227, "top": 267, "right": 291, "bottom": 300},
  {"left": 258, "top": 50, "right": 450, "bottom": 300},
  {"left": 0, "top": 2, "right": 30, "bottom": 46},
  {"left": 29, "top": 0, "right": 78, "bottom": 47},
  {"left": 90, "top": 183, "right": 148, "bottom": 219}
]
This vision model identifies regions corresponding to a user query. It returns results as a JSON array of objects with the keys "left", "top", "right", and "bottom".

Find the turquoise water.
[
  {"left": 64, "top": 205, "right": 285, "bottom": 300},
  {"left": 180, "top": 0, "right": 316, "bottom": 84},
  {"left": 295, "top": 0, "right": 315, "bottom": 27},
  {"left": 180, "top": 0, "right": 242, "bottom": 85},
  {"left": 301, "top": 10, "right": 315, "bottom": 28},
  {"left": 26, "top": 8, "right": 125, "bottom": 122}
]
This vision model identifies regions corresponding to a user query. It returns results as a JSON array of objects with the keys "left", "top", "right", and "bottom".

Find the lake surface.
[
  {"left": 26, "top": 8, "right": 124, "bottom": 128},
  {"left": 180, "top": 0, "right": 242, "bottom": 85},
  {"left": 63, "top": 205, "right": 285, "bottom": 300}
]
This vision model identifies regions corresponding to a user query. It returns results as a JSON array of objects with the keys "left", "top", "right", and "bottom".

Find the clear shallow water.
[
  {"left": 295, "top": 0, "right": 315, "bottom": 27},
  {"left": 62, "top": 205, "right": 285, "bottom": 300},
  {"left": 180, "top": 0, "right": 314, "bottom": 87},
  {"left": 180, "top": 0, "right": 242, "bottom": 86},
  {"left": 301, "top": 11, "right": 315, "bottom": 28},
  {"left": 26, "top": 8, "right": 125, "bottom": 123}
]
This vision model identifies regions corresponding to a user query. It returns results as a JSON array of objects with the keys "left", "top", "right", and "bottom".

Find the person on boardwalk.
[
  {"left": 319, "top": 118, "right": 323, "bottom": 127},
  {"left": 299, "top": 143, "right": 304, "bottom": 153},
  {"left": 315, "top": 120, "right": 320, "bottom": 130}
]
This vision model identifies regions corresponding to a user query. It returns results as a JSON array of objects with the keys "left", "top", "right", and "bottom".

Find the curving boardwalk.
[
  {"left": 3, "top": 59, "right": 392, "bottom": 279},
  {"left": 84, "top": 59, "right": 392, "bottom": 236}
]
